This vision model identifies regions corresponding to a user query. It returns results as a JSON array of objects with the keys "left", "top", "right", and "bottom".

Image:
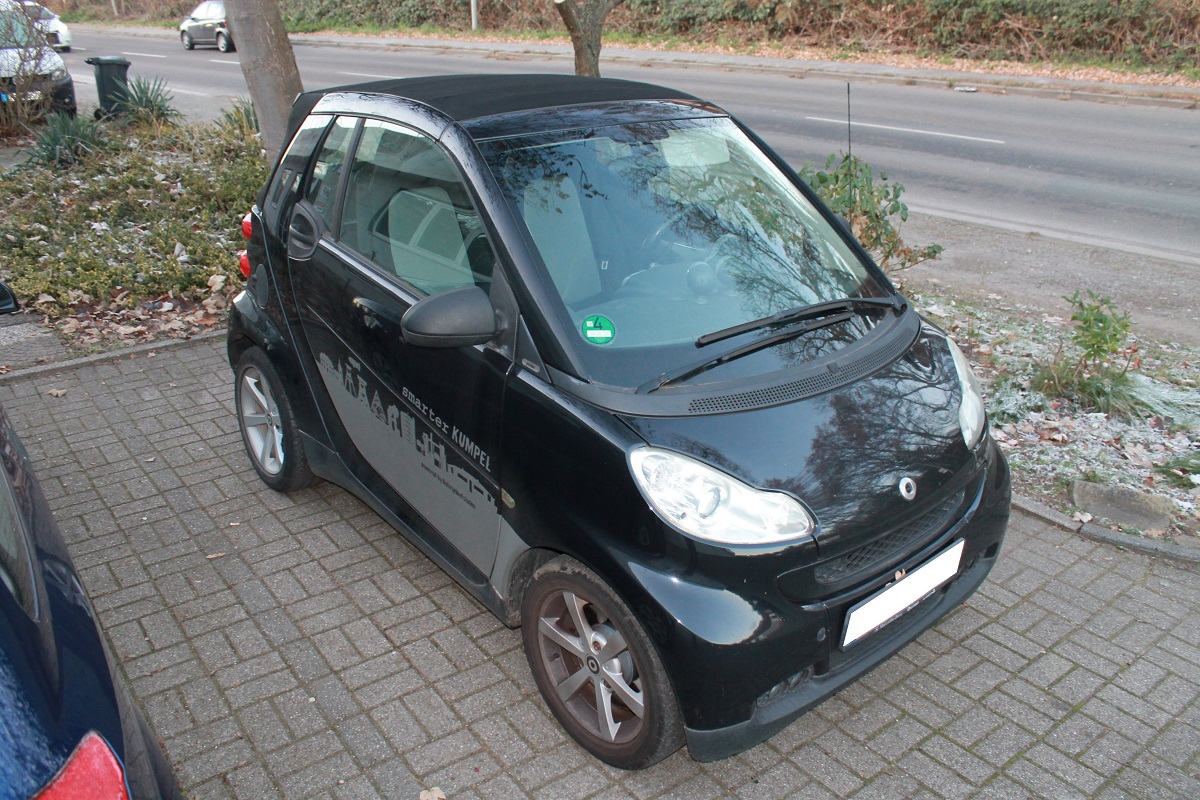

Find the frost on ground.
[{"left": 912, "top": 289, "right": 1199, "bottom": 538}]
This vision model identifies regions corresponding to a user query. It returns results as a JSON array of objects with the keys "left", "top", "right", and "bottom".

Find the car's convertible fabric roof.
[{"left": 286, "top": 73, "right": 699, "bottom": 138}]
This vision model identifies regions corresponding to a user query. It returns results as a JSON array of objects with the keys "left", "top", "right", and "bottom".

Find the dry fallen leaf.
[
  {"left": 46, "top": 389, "right": 67, "bottom": 398},
  {"left": 419, "top": 789, "right": 447, "bottom": 800},
  {"left": 205, "top": 553, "right": 227, "bottom": 559}
]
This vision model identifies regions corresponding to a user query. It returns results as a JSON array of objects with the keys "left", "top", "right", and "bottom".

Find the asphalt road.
[{"left": 63, "top": 26, "right": 1199, "bottom": 271}]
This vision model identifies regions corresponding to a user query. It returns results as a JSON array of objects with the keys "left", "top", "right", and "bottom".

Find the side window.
[
  {"left": 262, "top": 114, "right": 331, "bottom": 239},
  {"left": 338, "top": 119, "right": 494, "bottom": 295},
  {"left": 306, "top": 115, "right": 358, "bottom": 231}
]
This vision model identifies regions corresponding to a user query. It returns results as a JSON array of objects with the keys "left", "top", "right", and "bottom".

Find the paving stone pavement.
[{"left": 1, "top": 337, "right": 1198, "bottom": 799}]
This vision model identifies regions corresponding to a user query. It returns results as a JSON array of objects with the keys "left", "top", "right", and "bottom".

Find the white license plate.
[{"left": 842, "top": 539, "right": 965, "bottom": 648}]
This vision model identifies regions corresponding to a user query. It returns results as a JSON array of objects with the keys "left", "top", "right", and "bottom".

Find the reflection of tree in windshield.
[
  {"left": 486, "top": 119, "right": 872, "bottom": 319},
  {"left": 479, "top": 117, "right": 887, "bottom": 385}
]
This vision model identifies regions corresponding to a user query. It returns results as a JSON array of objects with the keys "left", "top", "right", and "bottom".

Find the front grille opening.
[{"left": 815, "top": 488, "right": 966, "bottom": 587}]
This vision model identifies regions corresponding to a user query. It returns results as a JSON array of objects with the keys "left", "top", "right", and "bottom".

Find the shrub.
[
  {"left": 800, "top": 153, "right": 943, "bottom": 276},
  {"left": 1031, "top": 290, "right": 1141, "bottom": 417},
  {"left": 220, "top": 98, "right": 259, "bottom": 137},
  {"left": 116, "top": 76, "right": 183, "bottom": 128},
  {"left": 23, "top": 112, "right": 107, "bottom": 169}
]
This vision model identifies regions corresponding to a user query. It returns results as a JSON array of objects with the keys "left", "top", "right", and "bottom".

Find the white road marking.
[
  {"left": 805, "top": 117, "right": 1005, "bottom": 145},
  {"left": 339, "top": 71, "right": 403, "bottom": 79},
  {"left": 121, "top": 52, "right": 166, "bottom": 59},
  {"left": 210, "top": 59, "right": 240, "bottom": 65}
]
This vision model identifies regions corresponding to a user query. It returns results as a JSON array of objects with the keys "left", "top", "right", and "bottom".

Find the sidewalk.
[{"left": 2, "top": 335, "right": 1197, "bottom": 799}]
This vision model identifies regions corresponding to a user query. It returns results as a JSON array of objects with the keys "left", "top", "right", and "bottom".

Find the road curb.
[
  {"left": 1013, "top": 493, "right": 1200, "bottom": 565},
  {"left": 0, "top": 330, "right": 225, "bottom": 385}
]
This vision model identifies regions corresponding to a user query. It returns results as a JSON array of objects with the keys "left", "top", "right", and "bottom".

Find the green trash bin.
[{"left": 84, "top": 56, "right": 131, "bottom": 118}]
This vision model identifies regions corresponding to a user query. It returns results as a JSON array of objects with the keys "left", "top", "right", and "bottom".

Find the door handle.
[{"left": 353, "top": 297, "right": 404, "bottom": 330}]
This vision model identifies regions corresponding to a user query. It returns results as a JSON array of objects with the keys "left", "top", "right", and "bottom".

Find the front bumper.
[
  {"left": 633, "top": 440, "right": 1010, "bottom": 762},
  {"left": 0, "top": 74, "right": 75, "bottom": 115}
]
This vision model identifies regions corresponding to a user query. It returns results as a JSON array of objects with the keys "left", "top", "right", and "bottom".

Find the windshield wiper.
[
  {"left": 695, "top": 296, "right": 905, "bottom": 349},
  {"left": 637, "top": 310, "right": 855, "bottom": 394}
]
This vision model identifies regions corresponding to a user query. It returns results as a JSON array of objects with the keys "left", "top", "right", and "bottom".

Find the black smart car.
[
  {"left": 178, "top": 0, "right": 233, "bottom": 52},
  {"left": 227, "top": 74, "right": 1010, "bottom": 769}
]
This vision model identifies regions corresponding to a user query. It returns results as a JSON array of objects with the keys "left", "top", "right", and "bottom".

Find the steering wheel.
[{"left": 638, "top": 217, "right": 684, "bottom": 266}]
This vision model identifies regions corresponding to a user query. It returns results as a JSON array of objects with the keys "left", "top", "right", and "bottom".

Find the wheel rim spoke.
[
  {"left": 603, "top": 669, "right": 644, "bottom": 719},
  {"left": 259, "top": 426, "right": 277, "bottom": 467},
  {"left": 563, "top": 591, "right": 594, "bottom": 642},
  {"left": 554, "top": 664, "right": 591, "bottom": 703},
  {"left": 594, "top": 679, "right": 620, "bottom": 741},
  {"left": 245, "top": 376, "right": 270, "bottom": 413},
  {"left": 242, "top": 412, "right": 268, "bottom": 427},
  {"left": 538, "top": 615, "right": 586, "bottom": 659}
]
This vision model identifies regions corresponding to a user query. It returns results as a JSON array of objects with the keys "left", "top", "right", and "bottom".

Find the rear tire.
[
  {"left": 235, "top": 348, "right": 318, "bottom": 492},
  {"left": 521, "top": 556, "right": 684, "bottom": 769},
  {"left": 216, "top": 32, "right": 234, "bottom": 53},
  {"left": 180, "top": 31, "right": 194, "bottom": 50}
]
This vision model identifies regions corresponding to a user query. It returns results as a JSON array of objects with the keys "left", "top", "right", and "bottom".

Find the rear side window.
[
  {"left": 306, "top": 116, "right": 358, "bottom": 231},
  {"left": 262, "top": 114, "right": 331, "bottom": 239},
  {"left": 338, "top": 119, "right": 494, "bottom": 295}
]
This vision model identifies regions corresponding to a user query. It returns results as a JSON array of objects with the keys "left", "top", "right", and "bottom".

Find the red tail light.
[
  {"left": 241, "top": 211, "right": 253, "bottom": 240},
  {"left": 34, "top": 731, "right": 130, "bottom": 800},
  {"left": 238, "top": 249, "right": 252, "bottom": 279}
]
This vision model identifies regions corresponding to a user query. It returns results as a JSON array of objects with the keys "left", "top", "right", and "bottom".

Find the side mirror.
[
  {"left": 0, "top": 282, "right": 19, "bottom": 315},
  {"left": 402, "top": 286, "right": 496, "bottom": 348}
]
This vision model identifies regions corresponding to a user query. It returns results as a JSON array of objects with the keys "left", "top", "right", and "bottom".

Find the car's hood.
[
  {"left": 0, "top": 45, "right": 62, "bottom": 78},
  {"left": 619, "top": 325, "right": 979, "bottom": 554}
]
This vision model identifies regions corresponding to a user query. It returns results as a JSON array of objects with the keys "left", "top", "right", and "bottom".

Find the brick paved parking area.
[{"left": 3, "top": 338, "right": 1199, "bottom": 799}]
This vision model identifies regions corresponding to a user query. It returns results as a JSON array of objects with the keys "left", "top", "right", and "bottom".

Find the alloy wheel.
[
  {"left": 533, "top": 588, "right": 645, "bottom": 745},
  {"left": 238, "top": 365, "right": 284, "bottom": 476}
]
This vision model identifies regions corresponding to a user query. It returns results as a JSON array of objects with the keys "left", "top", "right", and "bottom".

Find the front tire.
[
  {"left": 521, "top": 556, "right": 683, "bottom": 769},
  {"left": 216, "top": 31, "right": 234, "bottom": 53},
  {"left": 180, "top": 31, "right": 194, "bottom": 50},
  {"left": 235, "top": 348, "right": 317, "bottom": 492}
]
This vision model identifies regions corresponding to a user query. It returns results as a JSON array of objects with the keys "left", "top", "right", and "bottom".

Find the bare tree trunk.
[
  {"left": 553, "top": 0, "right": 624, "bottom": 77},
  {"left": 224, "top": 0, "right": 304, "bottom": 161}
]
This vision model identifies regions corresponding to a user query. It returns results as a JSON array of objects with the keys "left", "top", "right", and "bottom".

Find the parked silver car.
[{"left": 21, "top": 2, "right": 69, "bottom": 51}]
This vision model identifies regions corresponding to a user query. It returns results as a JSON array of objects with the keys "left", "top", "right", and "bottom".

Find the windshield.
[{"left": 478, "top": 117, "right": 890, "bottom": 388}]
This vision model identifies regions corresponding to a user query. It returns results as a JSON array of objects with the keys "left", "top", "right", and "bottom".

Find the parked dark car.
[
  {"left": 227, "top": 74, "right": 1010, "bottom": 769},
  {"left": 178, "top": 0, "right": 232, "bottom": 52},
  {"left": 0, "top": 287, "right": 181, "bottom": 799}
]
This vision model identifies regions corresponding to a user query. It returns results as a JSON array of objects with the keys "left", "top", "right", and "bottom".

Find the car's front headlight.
[
  {"left": 947, "top": 337, "right": 986, "bottom": 449},
  {"left": 47, "top": 65, "right": 69, "bottom": 82},
  {"left": 629, "top": 447, "right": 814, "bottom": 546}
]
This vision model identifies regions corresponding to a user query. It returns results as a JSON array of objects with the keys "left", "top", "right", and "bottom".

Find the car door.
[
  {"left": 190, "top": 2, "right": 217, "bottom": 44},
  {"left": 287, "top": 116, "right": 507, "bottom": 577}
]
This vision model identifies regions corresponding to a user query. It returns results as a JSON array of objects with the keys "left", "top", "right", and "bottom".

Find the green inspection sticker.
[{"left": 582, "top": 315, "right": 616, "bottom": 345}]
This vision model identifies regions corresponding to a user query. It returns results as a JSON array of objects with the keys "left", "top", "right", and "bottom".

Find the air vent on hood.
[{"left": 687, "top": 319, "right": 915, "bottom": 414}]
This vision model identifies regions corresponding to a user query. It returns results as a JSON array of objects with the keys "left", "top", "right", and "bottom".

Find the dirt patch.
[{"left": 900, "top": 213, "right": 1200, "bottom": 348}]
